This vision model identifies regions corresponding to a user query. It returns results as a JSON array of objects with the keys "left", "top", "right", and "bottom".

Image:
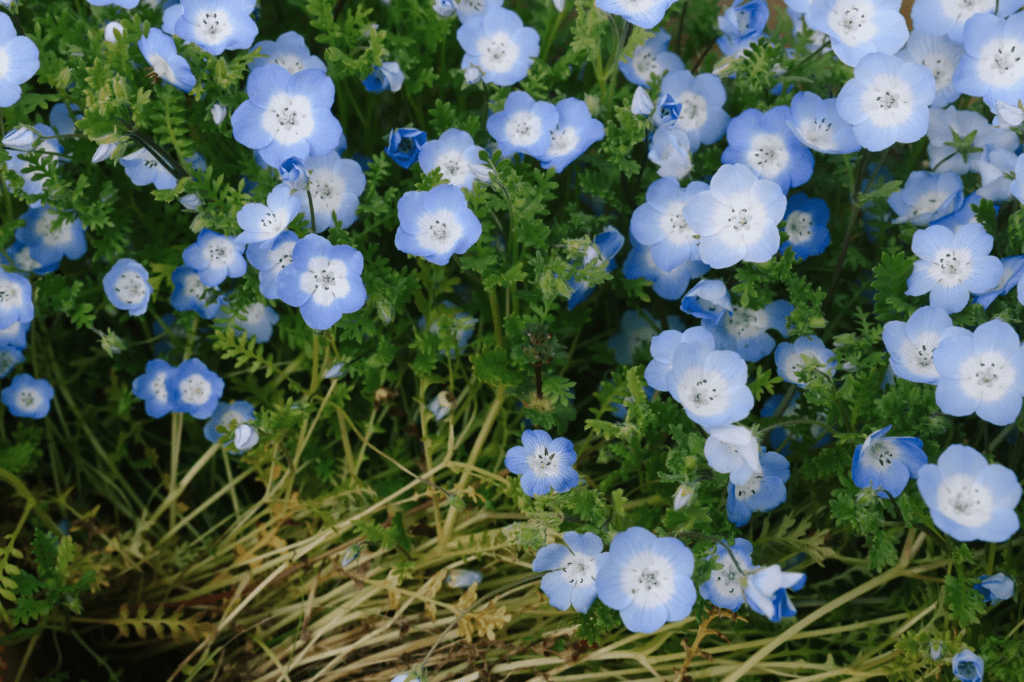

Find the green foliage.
[
  {"left": 8, "top": 530, "right": 95, "bottom": 627},
  {"left": 942, "top": 572, "right": 987, "bottom": 629}
]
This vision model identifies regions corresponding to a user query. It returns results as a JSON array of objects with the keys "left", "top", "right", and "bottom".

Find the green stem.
[{"left": 488, "top": 288, "right": 505, "bottom": 349}]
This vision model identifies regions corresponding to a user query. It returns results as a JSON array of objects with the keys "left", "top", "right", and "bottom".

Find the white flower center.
[
  {"left": 203, "top": 237, "right": 234, "bottom": 267},
  {"left": 724, "top": 307, "right": 770, "bottom": 339},
  {"left": 936, "top": 473, "right": 993, "bottom": 527},
  {"left": 416, "top": 208, "right": 463, "bottom": 254},
  {"left": 940, "top": 0, "right": 994, "bottom": 22},
  {"left": 927, "top": 249, "right": 973, "bottom": 286},
  {"left": 623, "top": 550, "right": 675, "bottom": 609},
  {"left": 827, "top": 0, "right": 877, "bottom": 44},
  {"left": 908, "top": 191, "right": 950, "bottom": 220},
  {"left": 149, "top": 373, "right": 168, "bottom": 403},
  {"left": 794, "top": 116, "right": 837, "bottom": 150},
  {"left": 734, "top": 473, "right": 763, "bottom": 500},
  {"left": 178, "top": 374, "right": 212, "bottom": 406},
  {"left": 197, "top": 10, "right": 234, "bottom": 45},
  {"left": 115, "top": 271, "right": 148, "bottom": 305},
  {"left": 261, "top": 94, "right": 315, "bottom": 144},
  {"left": 676, "top": 366, "right": 730, "bottom": 417},
  {"left": 218, "top": 409, "right": 245, "bottom": 429},
  {"left": 632, "top": 48, "right": 658, "bottom": 82},
  {"left": 183, "top": 272, "right": 208, "bottom": 300},
  {"left": 546, "top": 126, "right": 580, "bottom": 158},
  {"left": 674, "top": 93, "right": 708, "bottom": 131},
  {"left": 12, "top": 247, "right": 40, "bottom": 272},
  {"left": 299, "top": 256, "right": 351, "bottom": 306},
  {"left": 148, "top": 53, "right": 176, "bottom": 84},
  {"left": 273, "top": 54, "right": 305, "bottom": 74},
  {"left": 899, "top": 329, "right": 943, "bottom": 376},
  {"left": 560, "top": 552, "right": 598, "bottom": 587},
  {"left": 745, "top": 133, "right": 790, "bottom": 179},
  {"left": 786, "top": 211, "right": 813, "bottom": 244},
  {"left": 527, "top": 444, "right": 558, "bottom": 475},
  {"left": 961, "top": 351, "right": 1015, "bottom": 401},
  {"left": 15, "top": 388, "right": 40, "bottom": 410},
  {"left": 267, "top": 241, "right": 295, "bottom": 275},
  {"left": 863, "top": 76, "right": 915, "bottom": 127},
  {"left": 0, "top": 281, "right": 24, "bottom": 310},
  {"left": 660, "top": 201, "right": 698, "bottom": 245},
  {"left": 436, "top": 150, "right": 471, "bottom": 185},
  {"left": 243, "top": 302, "right": 267, "bottom": 323},
  {"left": 981, "top": 39, "right": 1024, "bottom": 85},
  {"left": 37, "top": 211, "right": 73, "bottom": 247},
  {"left": 255, "top": 208, "right": 290, "bottom": 239},
  {"left": 505, "top": 111, "right": 544, "bottom": 147},
  {"left": 477, "top": 32, "right": 519, "bottom": 74}
]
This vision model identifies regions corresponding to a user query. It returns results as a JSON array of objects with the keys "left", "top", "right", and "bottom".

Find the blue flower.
[
  {"left": 566, "top": 226, "right": 624, "bottom": 310},
  {"left": 595, "top": 526, "right": 696, "bottom": 633},
  {"left": 233, "top": 424, "right": 259, "bottom": 452},
  {"left": 666, "top": 342, "right": 753, "bottom": 430},
  {"left": 716, "top": 0, "right": 770, "bottom": 56},
  {"left": 934, "top": 319, "right": 1024, "bottom": 426},
  {"left": 396, "top": 184, "right": 482, "bottom": 266},
  {"left": 926, "top": 108, "right": 1017, "bottom": 176},
  {"left": 953, "top": 13, "right": 1024, "bottom": 111},
  {"left": 596, "top": 0, "right": 676, "bottom": 30},
  {"left": 780, "top": 193, "right": 830, "bottom": 260},
  {"left": 0, "top": 345, "right": 24, "bottom": 380},
  {"left": 231, "top": 64, "right": 343, "bottom": 168},
  {"left": 445, "top": 569, "right": 483, "bottom": 588},
  {"left": 120, "top": 148, "right": 178, "bottom": 190},
  {"left": 532, "top": 531, "right": 610, "bottom": 613},
  {"left": 684, "top": 164, "right": 788, "bottom": 268},
  {"left": 418, "top": 129, "right": 487, "bottom": 190},
  {"left": 216, "top": 301, "right": 280, "bottom": 343},
  {"left": 744, "top": 564, "right": 806, "bottom": 622},
  {"left": 647, "top": 126, "right": 692, "bottom": 180},
  {"left": 703, "top": 300, "right": 793, "bottom": 362},
  {"left": 0, "top": 320, "right": 28, "bottom": 350},
  {"left": 203, "top": 400, "right": 255, "bottom": 447},
  {"left": 905, "top": 223, "right": 1002, "bottom": 313},
  {"left": 681, "top": 279, "right": 732, "bottom": 324},
  {"left": 540, "top": 98, "right": 605, "bottom": 173},
  {"left": 775, "top": 335, "right": 836, "bottom": 387},
  {"left": 852, "top": 425, "right": 928, "bottom": 498},
  {"left": 951, "top": 650, "right": 984, "bottom": 682},
  {"left": 973, "top": 573, "right": 1014, "bottom": 605},
  {"left": 622, "top": 236, "right": 710, "bottom": 300},
  {"left": 705, "top": 425, "right": 762, "bottom": 484},
  {"left": 912, "top": 0, "right": 1023, "bottom": 43},
  {"left": 888, "top": 171, "right": 963, "bottom": 225},
  {"left": 88, "top": 0, "right": 140, "bottom": 6},
  {"left": 504, "top": 429, "right": 578, "bottom": 497},
  {"left": 3, "top": 242, "right": 55, "bottom": 275},
  {"left": 618, "top": 30, "right": 685, "bottom": 87},
  {"left": 235, "top": 184, "right": 301, "bottom": 247},
  {"left": 836, "top": 52, "right": 935, "bottom": 152},
  {"left": 722, "top": 106, "right": 814, "bottom": 192},
  {"left": 276, "top": 235, "right": 366, "bottom": 330},
  {"left": 659, "top": 70, "right": 730, "bottom": 150},
  {"left": 246, "top": 230, "right": 298, "bottom": 300},
  {"left": 486, "top": 91, "right": 558, "bottom": 159},
  {"left": 300, "top": 152, "right": 365, "bottom": 231},
  {"left": 1, "top": 374, "right": 53, "bottom": 419},
  {"left": 132, "top": 359, "right": 177, "bottom": 418},
  {"left": 138, "top": 28, "right": 196, "bottom": 92},
  {"left": 5, "top": 123, "right": 63, "bottom": 197},
  {"left": 182, "top": 229, "right": 247, "bottom": 287},
  {"left": 607, "top": 309, "right": 684, "bottom": 366},
  {"left": 386, "top": 127, "right": 427, "bottom": 169},
  {"left": 630, "top": 178, "right": 707, "bottom": 272},
  {"left": 362, "top": 61, "right": 405, "bottom": 93},
  {"left": 974, "top": 256, "right": 1024, "bottom": 309},
  {"left": 805, "top": 0, "right": 908, "bottom": 67},
  {"left": 918, "top": 444, "right": 1022, "bottom": 542},
  {"left": 0, "top": 13, "right": 39, "bottom": 107},
  {"left": 174, "top": 0, "right": 258, "bottom": 56},
  {"left": 278, "top": 157, "right": 307, "bottom": 190},
  {"left": 644, "top": 326, "right": 716, "bottom": 392},
  {"left": 168, "top": 358, "right": 224, "bottom": 419},
  {"left": 652, "top": 93, "right": 682, "bottom": 128},
  {"left": 16, "top": 206, "right": 87, "bottom": 267},
  {"left": 883, "top": 306, "right": 969, "bottom": 384},
  {"left": 457, "top": 8, "right": 539, "bottom": 86},
  {"left": 897, "top": 32, "right": 964, "bottom": 108},
  {"left": 102, "top": 259, "right": 152, "bottom": 317},
  {"left": 170, "top": 265, "right": 221, "bottom": 319},
  {"left": 787, "top": 91, "right": 861, "bottom": 154},
  {"left": 0, "top": 271, "right": 33, "bottom": 328},
  {"left": 252, "top": 31, "right": 327, "bottom": 74},
  {"left": 699, "top": 539, "right": 755, "bottom": 611},
  {"left": 727, "top": 449, "right": 789, "bottom": 526}
]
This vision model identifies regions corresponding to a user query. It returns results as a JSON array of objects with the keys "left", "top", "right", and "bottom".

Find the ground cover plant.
[{"left": 0, "top": 0, "right": 1022, "bottom": 680}]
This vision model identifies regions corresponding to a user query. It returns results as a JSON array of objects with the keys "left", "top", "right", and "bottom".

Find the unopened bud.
[
  {"left": 432, "top": 0, "right": 456, "bottom": 17},
  {"left": 3, "top": 126, "right": 37, "bottom": 152},
  {"left": 463, "top": 65, "right": 482, "bottom": 85},
  {"left": 233, "top": 424, "right": 259, "bottom": 451},
  {"left": 211, "top": 103, "right": 228, "bottom": 125},
  {"left": 104, "top": 21, "right": 125, "bottom": 43},
  {"left": 469, "top": 162, "right": 493, "bottom": 184},
  {"left": 630, "top": 87, "right": 654, "bottom": 116}
]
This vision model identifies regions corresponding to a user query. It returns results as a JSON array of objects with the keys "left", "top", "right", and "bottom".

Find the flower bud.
[
  {"left": 630, "top": 87, "right": 653, "bottom": 116},
  {"left": 178, "top": 193, "right": 202, "bottom": 211},
  {"left": 673, "top": 483, "right": 695, "bottom": 510},
  {"left": 104, "top": 21, "right": 125, "bottom": 44},
  {"left": 444, "top": 568, "right": 482, "bottom": 589},
  {"left": 233, "top": 424, "right": 259, "bottom": 452},
  {"left": 427, "top": 391, "right": 456, "bottom": 421},
  {"left": 463, "top": 65, "right": 482, "bottom": 85},
  {"left": 995, "top": 99, "right": 1024, "bottom": 129},
  {"left": 3, "top": 126, "right": 38, "bottom": 152},
  {"left": 432, "top": 0, "right": 456, "bottom": 17},
  {"left": 324, "top": 362, "right": 346, "bottom": 380},
  {"left": 210, "top": 103, "right": 228, "bottom": 125},
  {"left": 469, "top": 162, "right": 493, "bottom": 184},
  {"left": 278, "top": 156, "right": 308, "bottom": 190}
]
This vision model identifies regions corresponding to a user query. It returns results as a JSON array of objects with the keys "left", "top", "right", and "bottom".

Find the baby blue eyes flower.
[
  {"left": 703, "top": 300, "right": 793, "bottom": 363},
  {"left": 905, "top": 223, "right": 1002, "bottom": 314},
  {"left": 247, "top": 230, "right": 298, "bottom": 300},
  {"left": 622, "top": 236, "right": 710, "bottom": 300},
  {"left": 716, "top": 0, "right": 770, "bottom": 56},
  {"left": 723, "top": 106, "right": 814, "bottom": 192},
  {"left": 897, "top": 32, "right": 964, "bottom": 108},
  {"left": 704, "top": 425, "right": 762, "bottom": 484},
  {"left": 699, "top": 539, "right": 755, "bottom": 611},
  {"left": 203, "top": 399, "right": 255, "bottom": 447},
  {"left": 487, "top": 91, "right": 558, "bottom": 159},
  {"left": 648, "top": 126, "right": 693, "bottom": 181},
  {"left": 418, "top": 128, "right": 486, "bottom": 191},
  {"left": 533, "top": 531, "right": 610, "bottom": 613},
  {"left": 174, "top": 0, "right": 258, "bottom": 56},
  {"left": 912, "top": 0, "right": 1023, "bottom": 43},
  {"left": 395, "top": 184, "right": 483, "bottom": 266},
  {"left": 744, "top": 564, "right": 806, "bottom": 622},
  {"left": 16, "top": 206, "right": 87, "bottom": 267},
  {"left": 540, "top": 98, "right": 605, "bottom": 173},
  {"left": 0, "top": 346, "right": 24, "bottom": 380},
  {"left": 252, "top": 31, "right": 327, "bottom": 74},
  {"left": 132, "top": 363, "right": 175, "bottom": 419},
  {"left": 666, "top": 340, "right": 753, "bottom": 430},
  {"left": 278, "top": 157, "right": 307, "bottom": 190},
  {"left": 683, "top": 164, "right": 788, "bottom": 269},
  {"left": 120, "top": 148, "right": 178, "bottom": 190},
  {"left": 780, "top": 193, "right": 830, "bottom": 260},
  {"left": 457, "top": 7, "right": 539, "bottom": 86},
  {"left": 182, "top": 229, "right": 247, "bottom": 287},
  {"left": 933, "top": 319, "right": 1024, "bottom": 426},
  {"left": 277, "top": 234, "right": 367, "bottom": 331},
  {"left": 386, "top": 127, "right": 427, "bottom": 170},
  {"left": 504, "top": 429, "right": 578, "bottom": 497},
  {"left": 595, "top": 0, "right": 676, "bottom": 30},
  {"left": 102, "top": 259, "right": 152, "bottom": 317},
  {"left": 0, "top": 270, "right": 34, "bottom": 329},
  {"left": 836, "top": 52, "right": 935, "bottom": 152},
  {"left": 217, "top": 301, "right": 280, "bottom": 343},
  {"left": 727, "top": 448, "right": 789, "bottom": 526},
  {"left": 138, "top": 28, "right": 196, "bottom": 93},
  {"left": 851, "top": 425, "right": 928, "bottom": 498},
  {"left": 953, "top": 13, "right": 1024, "bottom": 112},
  {"left": 362, "top": 61, "right": 405, "bottom": 93},
  {"left": 0, "top": 13, "right": 40, "bottom": 108},
  {"left": 231, "top": 64, "right": 343, "bottom": 169},
  {"left": 805, "top": 0, "right": 909, "bottom": 67},
  {"left": 170, "top": 265, "right": 221, "bottom": 319},
  {"left": 888, "top": 171, "right": 963, "bottom": 226},
  {"left": 233, "top": 424, "right": 259, "bottom": 452},
  {"left": 168, "top": 358, "right": 225, "bottom": 420},
  {"left": 973, "top": 573, "right": 1014, "bottom": 605},
  {"left": 300, "top": 152, "right": 366, "bottom": 231},
  {"left": 918, "top": 444, "right": 1022, "bottom": 542},
  {"left": 659, "top": 70, "right": 730, "bottom": 150},
  {"left": 926, "top": 108, "right": 1016, "bottom": 177},
  {"left": 644, "top": 326, "right": 715, "bottom": 392},
  {"left": 951, "top": 650, "right": 984, "bottom": 682},
  {"left": 595, "top": 526, "right": 696, "bottom": 634},
  {"left": 2, "top": 374, "right": 54, "bottom": 419},
  {"left": 681, "top": 279, "right": 732, "bottom": 324},
  {"left": 629, "top": 178, "right": 707, "bottom": 272},
  {"left": 787, "top": 91, "right": 861, "bottom": 155},
  {"left": 883, "top": 305, "right": 969, "bottom": 384},
  {"left": 618, "top": 30, "right": 684, "bottom": 87},
  {"left": 974, "top": 256, "right": 1024, "bottom": 309},
  {"left": 445, "top": 569, "right": 483, "bottom": 588},
  {"left": 775, "top": 335, "right": 836, "bottom": 387},
  {"left": 235, "top": 184, "right": 301, "bottom": 247},
  {"left": 607, "top": 309, "right": 684, "bottom": 366}
]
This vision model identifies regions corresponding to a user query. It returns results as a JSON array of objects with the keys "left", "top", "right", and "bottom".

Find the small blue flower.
[
  {"left": 618, "top": 30, "right": 685, "bottom": 87},
  {"left": 722, "top": 106, "right": 814, "bottom": 192},
  {"left": 659, "top": 70, "right": 730, "bottom": 150},
  {"left": 622, "top": 236, "right": 710, "bottom": 300},
  {"left": 905, "top": 223, "right": 1002, "bottom": 313},
  {"left": 167, "top": 358, "right": 225, "bottom": 419},
  {"left": 252, "top": 31, "right": 327, "bottom": 74},
  {"left": 596, "top": 0, "right": 676, "bottom": 30},
  {"left": 744, "top": 564, "right": 806, "bottom": 622},
  {"left": 595, "top": 526, "right": 696, "bottom": 633},
  {"left": 681, "top": 279, "right": 732, "bottom": 324},
  {"left": 540, "top": 98, "right": 605, "bottom": 173},
  {"left": 174, "top": 0, "right": 258, "bottom": 56},
  {"left": 216, "top": 301, "right": 280, "bottom": 343},
  {"left": 16, "top": 205, "right": 87, "bottom": 267},
  {"left": 170, "top": 265, "right": 221, "bottom": 319},
  {"left": 132, "top": 359, "right": 177, "bottom": 418},
  {"left": 607, "top": 309, "right": 684, "bottom": 366},
  {"left": 775, "top": 335, "right": 836, "bottom": 387},
  {"left": 102, "top": 259, "right": 152, "bottom": 317},
  {"left": 278, "top": 234, "right": 367, "bottom": 330},
  {"left": 278, "top": 157, "right": 307, "bottom": 190},
  {"left": 651, "top": 93, "right": 682, "bottom": 128},
  {"left": 0, "top": 320, "right": 28, "bottom": 351},
  {"left": 974, "top": 256, "right": 1024, "bottom": 309},
  {"left": 953, "top": 13, "right": 1024, "bottom": 111},
  {"left": 246, "top": 230, "right": 299, "bottom": 300},
  {"left": 630, "top": 178, "right": 707, "bottom": 272},
  {"left": 703, "top": 300, "right": 792, "bottom": 362},
  {"left": 235, "top": 184, "right": 301, "bottom": 247},
  {"left": 120, "top": 148, "right": 178, "bottom": 190},
  {"left": 882, "top": 306, "right": 969, "bottom": 384},
  {"left": 918, "top": 444, "right": 1022, "bottom": 542},
  {"left": 705, "top": 425, "right": 762, "bottom": 484},
  {"left": 457, "top": 8, "right": 539, "bottom": 86},
  {"left": 666, "top": 341, "right": 753, "bottom": 430},
  {"left": 566, "top": 226, "right": 625, "bottom": 310},
  {"left": 138, "top": 28, "right": 196, "bottom": 92},
  {"left": 504, "top": 429, "right": 579, "bottom": 497},
  {"left": 0, "top": 14, "right": 40, "bottom": 108},
  {"left": 727, "top": 449, "right": 789, "bottom": 526},
  {"left": 716, "top": 0, "right": 770, "bottom": 56},
  {"left": 0, "top": 346, "right": 24, "bottom": 380},
  {"left": 912, "top": 0, "right": 1023, "bottom": 43},
  {"left": 232, "top": 64, "right": 343, "bottom": 168},
  {"left": 2, "top": 374, "right": 54, "bottom": 419},
  {"left": 445, "top": 569, "right": 483, "bottom": 588},
  {"left": 700, "top": 539, "right": 755, "bottom": 611},
  {"left": 233, "top": 424, "right": 259, "bottom": 452},
  {"left": 897, "top": 32, "right": 964, "bottom": 108},
  {"left": 780, "top": 194, "right": 830, "bottom": 260},
  {"left": 0, "top": 270, "right": 33, "bottom": 329},
  {"left": 852, "top": 425, "right": 928, "bottom": 498},
  {"left": 644, "top": 326, "right": 716, "bottom": 392},
  {"left": 396, "top": 184, "right": 482, "bottom": 265},
  {"left": 533, "top": 531, "right": 609, "bottom": 613},
  {"left": 787, "top": 91, "right": 861, "bottom": 154},
  {"left": 487, "top": 91, "right": 558, "bottom": 159},
  {"left": 418, "top": 129, "right": 487, "bottom": 190},
  {"left": 647, "top": 126, "right": 692, "bottom": 180},
  {"left": 973, "top": 573, "right": 1014, "bottom": 605},
  {"left": 889, "top": 171, "right": 963, "bottom": 225},
  {"left": 182, "top": 229, "right": 247, "bottom": 287},
  {"left": 299, "top": 152, "right": 365, "bottom": 231},
  {"left": 951, "top": 650, "right": 984, "bottom": 682},
  {"left": 203, "top": 400, "right": 255, "bottom": 447},
  {"left": 386, "top": 127, "right": 427, "bottom": 170},
  {"left": 934, "top": 319, "right": 1024, "bottom": 426},
  {"left": 806, "top": 0, "right": 908, "bottom": 67},
  {"left": 362, "top": 61, "right": 405, "bottom": 93}
]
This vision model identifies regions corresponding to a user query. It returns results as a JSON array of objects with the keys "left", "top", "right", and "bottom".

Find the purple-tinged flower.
[
  {"left": 235, "top": 184, "right": 301, "bottom": 247},
  {"left": 744, "top": 564, "right": 806, "bottom": 622},
  {"left": 700, "top": 539, "right": 755, "bottom": 611},
  {"left": 457, "top": 8, "right": 539, "bottom": 86},
  {"left": 132, "top": 359, "right": 177, "bottom": 418},
  {"left": 934, "top": 319, "right": 1024, "bottom": 426},
  {"left": 167, "top": 358, "right": 224, "bottom": 419},
  {"left": 533, "top": 531, "right": 609, "bottom": 613},
  {"left": 174, "top": 0, "right": 258, "bottom": 56},
  {"left": 727, "top": 449, "right": 789, "bottom": 526},
  {"left": 418, "top": 129, "right": 487, "bottom": 190},
  {"left": 138, "top": 28, "right": 196, "bottom": 92},
  {"left": 170, "top": 265, "right": 221, "bottom": 319},
  {"left": 775, "top": 335, "right": 835, "bottom": 387},
  {"left": 540, "top": 98, "right": 605, "bottom": 173},
  {"left": 716, "top": 0, "right": 770, "bottom": 56},
  {"left": 805, "top": 0, "right": 908, "bottom": 67},
  {"left": 787, "top": 91, "right": 861, "bottom": 154},
  {"left": 0, "top": 14, "right": 39, "bottom": 107},
  {"left": 386, "top": 127, "right": 427, "bottom": 169},
  {"left": 973, "top": 573, "right": 1014, "bottom": 605},
  {"left": 103, "top": 259, "right": 152, "bottom": 317},
  {"left": 277, "top": 234, "right": 367, "bottom": 330},
  {"left": 182, "top": 229, "right": 247, "bottom": 287},
  {"left": 852, "top": 425, "right": 928, "bottom": 498},
  {"left": 252, "top": 31, "right": 327, "bottom": 74},
  {"left": 618, "top": 30, "right": 685, "bottom": 87},
  {"left": 905, "top": 223, "right": 1002, "bottom": 313},
  {"left": 2, "top": 374, "right": 53, "bottom": 419},
  {"left": 883, "top": 306, "right": 970, "bottom": 384},
  {"left": 504, "top": 429, "right": 578, "bottom": 497},
  {"left": 487, "top": 91, "right": 557, "bottom": 158},
  {"left": 395, "top": 184, "right": 482, "bottom": 265},
  {"left": 954, "top": 13, "right": 1024, "bottom": 111}
]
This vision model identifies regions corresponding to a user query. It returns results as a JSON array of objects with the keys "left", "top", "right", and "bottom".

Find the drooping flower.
[
  {"left": 595, "top": 526, "right": 696, "bottom": 633},
  {"left": 744, "top": 564, "right": 806, "bottom": 622},
  {"left": 362, "top": 61, "right": 405, "bottom": 93},
  {"left": 132, "top": 359, "right": 177, "bottom": 418},
  {"left": 457, "top": 8, "right": 540, "bottom": 86},
  {"left": 656, "top": 71, "right": 730, "bottom": 151},
  {"left": 644, "top": 326, "right": 716, "bottom": 392},
  {"left": 805, "top": 0, "right": 909, "bottom": 67},
  {"left": 533, "top": 531, "right": 610, "bottom": 613},
  {"left": 251, "top": 31, "right": 327, "bottom": 74},
  {"left": 418, "top": 129, "right": 486, "bottom": 190},
  {"left": 235, "top": 184, "right": 301, "bottom": 247},
  {"left": 1, "top": 374, "right": 54, "bottom": 419},
  {"left": 681, "top": 279, "right": 732, "bottom": 324},
  {"left": 119, "top": 148, "right": 178, "bottom": 190},
  {"left": 787, "top": 91, "right": 861, "bottom": 154},
  {"left": 203, "top": 400, "right": 255, "bottom": 448},
  {"left": 540, "top": 98, "right": 605, "bottom": 173},
  {"left": 386, "top": 127, "right": 427, "bottom": 169},
  {"left": 277, "top": 234, "right": 367, "bottom": 330},
  {"left": 952, "top": 13, "right": 1024, "bottom": 112},
  {"left": 169, "top": 265, "right": 221, "bottom": 319},
  {"left": 167, "top": 358, "right": 225, "bottom": 419},
  {"left": 705, "top": 425, "right": 762, "bottom": 484},
  {"left": 779, "top": 193, "right": 830, "bottom": 260},
  {"left": 103, "top": 259, "right": 152, "bottom": 317},
  {"left": 486, "top": 91, "right": 558, "bottom": 158},
  {"left": 852, "top": 425, "right": 928, "bottom": 498},
  {"left": 975, "top": 256, "right": 1024, "bottom": 309},
  {"left": 973, "top": 573, "right": 1014, "bottom": 605},
  {"left": 298, "top": 151, "right": 366, "bottom": 231},
  {"left": 904, "top": 222, "right": 1002, "bottom": 313},
  {"left": 0, "top": 13, "right": 40, "bottom": 108},
  {"left": 951, "top": 650, "right": 984, "bottom": 682},
  {"left": 727, "top": 448, "right": 789, "bottom": 526},
  {"left": 716, "top": 0, "right": 770, "bottom": 56},
  {"left": 395, "top": 184, "right": 482, "bottom": 265},
  {"left": 775, "top": 335, "right": 836, "bottom": 387},
  {"left": 699, "top": 539, "right": 755, "bottom": 611},
  {"left": 0, "top": 270, "right": 34, "bottom": 329},
  {"left": 595, "top": 0, "right": 677, "bottom": 30},
  {"left": 504, "top": 429, "right": 579, "bottom": 497},
  {"left": 182, "top": 229, "right": 248, "bottom": 287},
  {"left": 888, "top": 171, "right": 964, "bottom": 225},
  {"left": 918, "top": 444, "right": 1021, "bottom": 542},
  {"left": 618, "top": 30, "right": 685, "bottom": 87},
  {"left": 138, "top": 28, "right": 196, "bottom": 92},
  {"left": 883, "top": 306, "right": 970, "bottom": 384},
  {"left": 174, "top": 0, "right": 259, "bottom": 56},
  {"left": 666, "top": 340, "right": 753, "bottom": 429}
]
